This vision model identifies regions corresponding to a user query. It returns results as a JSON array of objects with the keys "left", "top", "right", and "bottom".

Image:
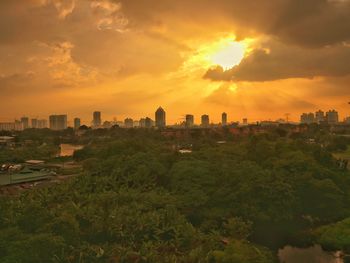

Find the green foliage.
[
  {"left": 1, "top": 129, "right": 349, "bottom": 261},
  {"left": 210, "top": 240, "right": 275, "bottom": 263},
  {"left": 316, "top": 218, "right": 350, "bottom": 252}
]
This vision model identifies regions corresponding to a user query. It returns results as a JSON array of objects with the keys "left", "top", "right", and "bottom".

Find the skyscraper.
[
  {"left": 74, "top": 118, "right": 81, "bottom": 130},
  {"left": 31, "top": 118, "right": 38, "bottom": 129},
  {"left": 315, "top": 110, "right": 325, "bottom": 124},
  {"left": 145, "top": 117, "right": 153, "bottom": 128},
  {"left": 326, "top": 110, "right": 339, "bottom": 124},
  {"left": 185, "top": 114, "right": 194, "bottom": 128},
  {"left": 139, "top": 118, "right": 146, "bottom": 128},
  {"left": 37, "top": 119, "right": 48, "bottom": 129},
  {"left": 21, "top": 117, "right": 29, "bottom": 129},
  {"left": 201, "top": 115, "right": 209, "bottom": 128},
  {"left": 300, "top": 113, "right": 316, "bottom": 124},
  {"left": 93, "top": 111, "right": 101, "bottom": 127},
  {"left": 222, "top": 112, "right": 227, "bottom": 126},
  {"left": 124, "top": 118, "right": 134, "bottom": 128},
  {"left": 49, "top": 115, "right": 67, "bottom": 130},
  {"left": 155, "top": 107, "right": 166, "bottom": 128}
]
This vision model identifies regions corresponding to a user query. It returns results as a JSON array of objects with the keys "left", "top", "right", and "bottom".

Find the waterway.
[
  {"left": 279, "top": 245, "right": 344, "bottom": 263},
  {"left": 59, "top": 144, "right": 83, "bottom": 157}
]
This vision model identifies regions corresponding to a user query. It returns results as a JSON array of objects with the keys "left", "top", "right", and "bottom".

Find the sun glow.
[
  {"left": 209, "top": 39, "right": 246, "bottom": 69},
  {"left": 173, "top": 36, "right": 250, "bottom": 81}
]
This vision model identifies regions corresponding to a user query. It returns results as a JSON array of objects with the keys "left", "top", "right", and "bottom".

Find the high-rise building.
[
  {"left": 124, "top": 118, "right": 134, "bottom": 128},
  {"left": 201, "top": 115, "right": 210, "bottom": 128},
  {"left": 0, "top": 123, "right": 15, "bottom": 131},
  {"left": 93, "top": 111, "right": 101, "bottom": 127},
  {"left": 21, "top": 117, "right": 29, "bottom": 129},
  {"left": 243, "top": 118, "right": 248, "bottom": 125},
  {"left": 139, "top": 118, "right": 146, "bottom": 128},
  {"left": 145, "top": 117, "right": 153, "bottom": 128},
  {"left": 0, "top": 122, "right": 23, "bottom": 131},
  {"left": 326, "top": 110, "right": 339, "bottom": 124},
  {"left": 315, "top": 110, "right": 325, "bottom": 124},
  {"left": 300, "top": 113, "right": 315, "bottom": 124},
  {"left": 49, "top": 115, "right": 67, "bottom": 130},
  {"left": 185, "top": 114, "right": 194, "bottom": 128},
  {"left": 155, "top": 107, "right": 166, "bottom": 128},
  {"left": 74, "top": 118, "right": 81, "bottom": 130},
  {"left": 222, "top": 112, "right": 227, "bottom": 126},
  {"left": 37, "top": 119, "right": 48, "bottom": 129},
  {"left": 14, "top": 120, "right": 23, "bottom": 131},
  {"left": 31, "top": 119, "right": 38, "bottom": 128}
]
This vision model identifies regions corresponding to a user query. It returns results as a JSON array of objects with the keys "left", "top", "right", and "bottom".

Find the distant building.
[
  {"left": 326, "top": 110, "right": 339, "bottom": 124},
  {"left": 185, "top": 115, "right": 194, "bottom": 128},
  {"left": 37, "top": 119, "right": 48, "bottom": 129},
  {"left": 300, "top": 113, "right": 315, "bottom": 124},
  {"left": 124, "top": 118, "right": 134, "bottom": 128},
  {"left": 0, "top": 123, "right": 15, "bottom": 131},
  {"left": 201, "top": 115, "right": 210, "bottom": 128},
  {"left": 145, "top": 117, "right": 153, "bottom": 128},
  {"left": 93, "top": 111, "right": 102, "bottom": 127},
  {"left": 222, "top": 112, "right": 227, "bottom": 126},
  {"left": 139, "top": 118, "right": 146, "bottom": 128},
  {"left": 315, "top": 110, "right": 325, "bottom": 124},
  {"left": 21, "top": 117, "right": 29, "bottom": 129},
  {"left": 155, "top": 107, "right": 166, "bottom": 128},
  {"left": 74, "top": 118, "right": 81, "bottom": 130},
  {"left": 31, "top": 118, "right": 38, "bottom": 128},
  {"left": 243, "top": 118, "right": 248, "bottom": 125},
  {"left": 49, "top": 115, "right": 67, "bottom": 130},
  {"left": 345, "top": 117, "right": 350, "bottom": 124},
  {"left": 14, "top": 120, "right": 23, "bottom": 131}
]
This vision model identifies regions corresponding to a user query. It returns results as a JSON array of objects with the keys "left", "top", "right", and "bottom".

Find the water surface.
[
  {"left": 279, "top": 245, "right": 343, "bottom": 263},
  {"left": 59, "top": 144, "right": 83, "bottom": 157}
]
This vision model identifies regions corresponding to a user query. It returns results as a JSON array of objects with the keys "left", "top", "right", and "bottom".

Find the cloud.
[
  {"left": 117, "top": 0, "right": 350, "bottom": 47},
  {"left": 90, "top": 0, "right": 128, "bottom": 31},
  {"left": 0, "top": 0, "right": 349, "bottom": 121},
  {"left": 204, "top": 39, "right": 350, "bottom": 82}
]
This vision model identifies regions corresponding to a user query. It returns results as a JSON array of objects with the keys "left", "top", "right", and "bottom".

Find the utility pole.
[{"left": 285, "top": 113, "right": 291, "bottom": 123}]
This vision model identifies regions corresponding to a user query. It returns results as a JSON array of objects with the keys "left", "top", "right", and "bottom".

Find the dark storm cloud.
[
  {"left": 204, "top": 40, "right": 350, "bottom": 82},
  {"left": 117, "top": 0, "right": 350, "bottom": 47}
]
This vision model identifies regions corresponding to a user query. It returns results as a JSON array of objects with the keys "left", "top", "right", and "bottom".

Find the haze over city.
[{"left": 0, "top": 0, "right": 349, "bottom": 123}]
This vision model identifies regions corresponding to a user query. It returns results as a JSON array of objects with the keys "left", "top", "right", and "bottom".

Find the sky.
[{"left": 0, "top": 0, "right": 349, "bottom": 124}]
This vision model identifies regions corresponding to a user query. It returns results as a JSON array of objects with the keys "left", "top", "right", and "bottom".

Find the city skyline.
[{"left": 1, "top": 106, "right": 349, "bottom": 131}]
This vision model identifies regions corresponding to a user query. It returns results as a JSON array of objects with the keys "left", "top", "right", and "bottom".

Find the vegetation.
[
  {"left": 315, "top": 218, "right": 350, "bottom": 252},
  {"left": 0, "top": 127, "right": 350, "bottom": 262}
]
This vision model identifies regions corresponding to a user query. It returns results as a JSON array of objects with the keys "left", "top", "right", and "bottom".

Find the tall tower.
[
  {"left": 201, "top": 115, "right": 210, "bottom": 128},
  {"left": 21, "top": 117, "right": 29, "bottom": 129},
  {"left": 155, "top": 107, "right": 166, "bottom": 128},
  {"left": 185, "top": 114, "right": 194, "bottom": 128},
  {"left": 74, "top": 118, "right": 81, "bottom": 130},
  {"left": 93, "top": 111, "right": 101, "bottom": 127},
  {"left": 222, "top": 112, "right": 227, "bottom": 126},
  {"left": 326, "top": 110, "right": 339, "bottom": 124},
  {"left": 49, "top": 115, "right": 67, "bottom": 130}
]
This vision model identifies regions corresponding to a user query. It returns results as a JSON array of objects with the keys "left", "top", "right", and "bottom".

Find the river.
[
  {"left": 279, "top": 245, "right": 344, "bottom": 263},
  {"left": 59, "top": 144, "right": 84, "bottom": 157}
]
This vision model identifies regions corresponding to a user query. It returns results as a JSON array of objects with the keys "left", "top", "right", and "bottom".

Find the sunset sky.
[{"left": 0, "top": 0, "right": 349, "bottom": 124}]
